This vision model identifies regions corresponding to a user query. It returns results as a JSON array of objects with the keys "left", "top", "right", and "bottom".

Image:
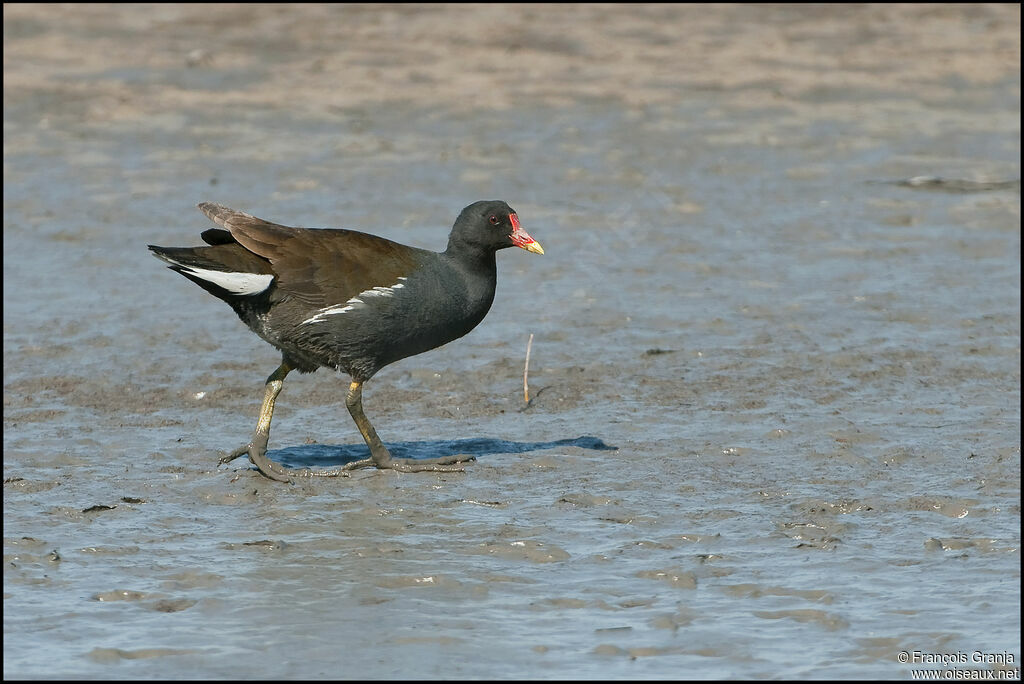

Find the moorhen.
[{"left": 149, "top": 200, "right": 543, "bottom": 482}]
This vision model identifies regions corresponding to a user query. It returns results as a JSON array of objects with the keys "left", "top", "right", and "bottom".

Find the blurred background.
[{"left": 4, "top": 4, "right": 1020, "bottom": 679}]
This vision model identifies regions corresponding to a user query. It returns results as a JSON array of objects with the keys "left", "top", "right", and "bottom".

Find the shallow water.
[{"left": 4, "top": 4, "right": 1021, "bottom": 679}]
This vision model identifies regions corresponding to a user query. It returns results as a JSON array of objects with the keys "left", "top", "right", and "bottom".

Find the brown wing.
[{"left": 197, "top": 203, "right": 425, "bottom": 307}]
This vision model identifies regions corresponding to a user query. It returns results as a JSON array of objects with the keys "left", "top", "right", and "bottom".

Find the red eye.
[{"left": 489, "top": 215, "right": 499, "bottom": 225}]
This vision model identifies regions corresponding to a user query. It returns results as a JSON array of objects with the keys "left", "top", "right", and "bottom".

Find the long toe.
[
  {"left": 384, "top": 454, "right": 476, "bottom": 473},
  {"left": 247, "top": 451, "right": 295, "bottom": 483},
  {"left": 220, "top": 440, "right": 294, "bottom": 483},
  {"left": 220, "top": 444, "right": 252, "bottom": 465},
  {"left": 420, "top": 454, "right": 476, "bottom": 466},
  {"left": 339, "top": 457, "right": 378, "bottom": 471}
]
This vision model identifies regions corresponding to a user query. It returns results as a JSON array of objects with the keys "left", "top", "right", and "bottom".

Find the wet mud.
[{"left": 4, "top": 4, "right": 1020, "bottom": 679}]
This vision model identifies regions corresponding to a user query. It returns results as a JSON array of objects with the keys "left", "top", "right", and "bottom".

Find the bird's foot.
[
  {"left": 219, "top": 439, "right": 473, "bottom": 480},
  {"left": 219, "top": 434, "right": 295, "bottom": 483},
  {"left": 342, "top": 453, "right": 476, "bottom": 473}
]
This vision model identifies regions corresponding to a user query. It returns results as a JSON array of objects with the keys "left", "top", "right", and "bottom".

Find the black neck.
[{"left": 443, "top": 238, "right": 498, "bottom": 272}]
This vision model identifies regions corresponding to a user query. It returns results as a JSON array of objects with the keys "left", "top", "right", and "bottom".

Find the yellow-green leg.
[
  {"left": 339, "top": 380, "right": 475, "bottom": 472},
  {"left": 220, "top": 361, "right": 295, "bottom": 482},
  {"left": 221, "top": 372, "right": 474, "bottom": 481}
]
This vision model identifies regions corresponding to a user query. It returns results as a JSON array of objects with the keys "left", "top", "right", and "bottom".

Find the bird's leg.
[
  {"left": 220, "top": 374, "right": 472, "bottom": 480},
  {"left": 340, "top": 380, "right": 475, "bottom": 472},
  {"left": 342, "top": 380, "right": 394, "bottom": 466},
  {"left": 219, "top": 362, "right": 296, "bottom": 482}
]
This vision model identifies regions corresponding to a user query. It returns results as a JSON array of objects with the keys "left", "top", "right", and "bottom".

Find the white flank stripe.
[
  {"left": 300, "top": 279, "right": 407, "bottom": 326},
  {"left": 301, "top": 298, "right": 362, "bottom": 325}
]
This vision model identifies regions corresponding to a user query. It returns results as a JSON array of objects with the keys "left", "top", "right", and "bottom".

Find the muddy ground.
[{"left": 3, "top": 3, "right": 1020, "bottom": 679}]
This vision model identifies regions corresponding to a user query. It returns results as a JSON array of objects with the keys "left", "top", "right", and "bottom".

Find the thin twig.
[{"left": 523, "top": 333, "right": 534, "bottom": 404}]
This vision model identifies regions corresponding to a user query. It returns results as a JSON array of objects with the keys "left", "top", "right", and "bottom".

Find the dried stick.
[{"left": 523, "top": 333, "right": 534, "bottom": 404}]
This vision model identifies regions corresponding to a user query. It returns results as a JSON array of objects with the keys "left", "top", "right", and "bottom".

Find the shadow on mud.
[{"left": 267, "top": 435, "right": 618, "bottom": 468}]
